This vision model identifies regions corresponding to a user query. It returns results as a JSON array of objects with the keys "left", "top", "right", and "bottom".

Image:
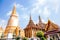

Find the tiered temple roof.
[
  {"left": 25, "top": 15, "right": 36, "bottom": 29},
  {"left": 45, "top": 19, "right": 59, "bottom": 31},
  {"left": 36, "top": 16, "right": 46, "bottom": 30}
]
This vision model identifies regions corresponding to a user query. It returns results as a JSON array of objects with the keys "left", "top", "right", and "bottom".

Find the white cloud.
[
  {"left": 16, "top": 3, "right": 27, "bottom": 11},
  {"left": 42, "top": 19, "right": 45, "bottom": 23},
  {"left": 52, "top": 20, "right": 55, "bottom": 23},
  {"left": 16, "top": 4, "right": 22, "bottom": 8},
  {"left": 34, "top": 20, "right": 38, "bottom": 24},
  {"left": 1, "top": 20, "right": 5, "bottom": 23},
  {"left": 43, "top": 6, "right": 50, "bottom": 17},
  {"left": 0, "top": 19, "right": 5, "bottom": 26},
  {"left": 29, "top": 0, "right": 60, "bottom": 18},
  {"left": 55, "top": 5, "right": 59, "bottom": 13},
  {"left": 16, "top": 12, "right": 19, "bottom": 17},
  {"left": 29, "top": 0, "right": 50, "bottom": 17},
  {"left": 6, "top": 11, "right": 12, "bottom": 16},
  {"left": 23, "top": 16, "right": 29, "bottom": 20},
  {"left": 20, "top": 14, "right": 29, "bottom": 21},
  {"left": 36, "top": 0, "right": 46, "bottom": 5},
  {"left": 11, "top": 3, "right": 27, "bottom": 11},
  {"left": 38, "top": 10, "right": 41, "bottom": 13},
  {"left": 32, "top": 0, "right": 46, "bottom": 7},
  {"left": 48, "top": 0, "right": 60, "bottom": 14},
  {"left": 30, "top": 0, "right": 45, "bottom": 13},
  {"left": 0, "top": 19, "right": 7, "bottom": 29}
]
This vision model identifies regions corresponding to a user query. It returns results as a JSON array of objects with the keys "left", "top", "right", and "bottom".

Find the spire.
[
  {"left": 30, "top": 13, "right": 32, "bottom": 20},
  {"left": 12, "top": 4, "right": 16, "bottom": 15},
  {"left": 24, "top": 13, "right": 37, "bottom": 30},
  {"left": 29, "top": 13, "right": 34, "bottom": 25},
  {"left": 7, "top": 4, "right": 19, "bottom": 26},
  {"left": 39, "top": 15, "right": 42, "bottom": 23}
]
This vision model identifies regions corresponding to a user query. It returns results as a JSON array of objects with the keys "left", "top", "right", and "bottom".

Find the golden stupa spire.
[{"left": 12, "top": 4, "right": 16, "bottom": 15}]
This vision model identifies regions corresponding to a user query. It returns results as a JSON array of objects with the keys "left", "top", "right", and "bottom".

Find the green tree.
[
  {"left": 23, "top": 37, "right": 28, "bottom": 40},
  {"left": 36, "top": 31, "right": 46, "bottom": 40},
  {"left": 36, "top": 31, "right": 44, "bottom": 37}
]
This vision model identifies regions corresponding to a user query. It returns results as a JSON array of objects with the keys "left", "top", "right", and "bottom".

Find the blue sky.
[{"left": 0, "top": 0, "right": 60, "bottom": 29}]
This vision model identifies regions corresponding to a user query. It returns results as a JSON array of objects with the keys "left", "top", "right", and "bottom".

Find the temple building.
[
  {"left": 36, "top": 16, "right": 46, "bottom": 31},
  {"left": 0, "top": 4, "right": 60, "bottom": 39},
  {"left": 24, "top": 15, "right": 41, "bottom": 38},
  {"left": 4, "top": 5, "right": 25, "bottom": 38},
  {"left": 44, "top": 19, "right": 60, "bottom": 40},
  {"left": 24, "top": 15, "right": 60, "bottom": 38},
  {"left": 45, "top": 19, "right": 59, "bottom": 31}
]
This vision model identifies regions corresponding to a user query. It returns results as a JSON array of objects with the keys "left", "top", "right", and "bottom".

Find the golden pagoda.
[{"left": 4, "top": 5, "right": 25, "bottom": 38}]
